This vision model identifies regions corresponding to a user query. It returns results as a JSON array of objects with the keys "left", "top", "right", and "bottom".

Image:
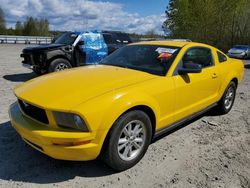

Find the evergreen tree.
[
  {"left": 22, "top": 17, "right": 50, "bottom": 36},
  {"left": 15, "top": 21, "right": 23, "bottom": 35},
  {"left": 0, "top": 6, "right": 6, "bottom": 34}
]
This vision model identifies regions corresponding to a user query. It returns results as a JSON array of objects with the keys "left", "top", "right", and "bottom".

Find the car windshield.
[
  {"left": 53, "top": 32, "right": 78, "bottom": 45},
  {"left": 234, "top": 45, "right": 249, "bottom": 50},
  {"left": 100, "top": 45, "right": 180, "bottom": 76}
]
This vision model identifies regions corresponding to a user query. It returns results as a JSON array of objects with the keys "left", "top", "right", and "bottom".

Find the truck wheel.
[
  {"left": 33, "top": 67, "right": 43, "bottom": 75},
  {"left": 102, "top": 110, "right": 152, "bottom": 171},
  {"left": 48, "top": 58, "right": 72, "bottom": 72},
  {"left": 216, "top": 81, "right": 236, "bottom": 115}
]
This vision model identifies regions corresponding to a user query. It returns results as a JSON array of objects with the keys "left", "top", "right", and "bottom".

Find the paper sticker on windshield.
[
  {"left": 157, "top": 52, "right": 173, "bottom": 62},
  {"left": 158, "top": 52, "right": 172, "bottom": 59},
  {"left": 155, "top": 47, "right": 177, "bottom": 54}
]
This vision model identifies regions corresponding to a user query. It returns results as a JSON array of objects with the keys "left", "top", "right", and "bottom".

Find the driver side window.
[{"left": 182, "top": 47, "right": 214, "bottom": 68}]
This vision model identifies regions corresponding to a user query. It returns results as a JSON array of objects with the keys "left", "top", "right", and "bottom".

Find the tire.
[
  {"left": 33, "top": 66, "right": 43, "bottom": 75},
  {"left": 33, "top": 69, "right": 42, "bottom": 76},
  {"left": 216, "top": 81, "right": 236, "bottom": 115},
  {"left": 102, "top": 110, "right": 152, "bottom": 171},
  {"left": 48, "top": 58, "right": 72, "bottom": 73}
]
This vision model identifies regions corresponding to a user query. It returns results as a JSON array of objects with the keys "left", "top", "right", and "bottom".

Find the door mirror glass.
[
  {"left": 178, "top": 62, "right": 202, "bottom": 74},
  {"left": 184, "top": 62, "right": 202, "bottom": 69}
]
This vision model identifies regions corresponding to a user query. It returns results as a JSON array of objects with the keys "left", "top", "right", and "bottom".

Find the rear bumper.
[{"left": 9, "top": 102, "right": 102, "bottom": 161}]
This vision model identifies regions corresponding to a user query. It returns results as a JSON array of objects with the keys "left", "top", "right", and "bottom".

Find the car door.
[
  {"left": 82, "top": 32, "right": 108, "bottom": 64},
  {"left": 172, "top": 47, "right": 220, "bottom": 122}
]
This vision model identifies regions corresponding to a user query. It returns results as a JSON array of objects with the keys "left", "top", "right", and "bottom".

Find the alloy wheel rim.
[
  {"left": 55, "top": 63, "right": 68, "bottom": 71},
  {"left": 224, "top": 86, "right": 234, "bottom": 110},
  {"left": 117, "top": 120, "right": 146, "bottom": 161}
]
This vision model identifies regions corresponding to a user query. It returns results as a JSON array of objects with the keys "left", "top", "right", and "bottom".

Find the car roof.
[
  {"left": 70, "top": 30, "right": 129, "bottom": 35},
  {"left": 130, "top": 40, "right": 218, "bottom": 49},
  {"left": 130, "top": 40, "right": 192, "bottom": 47},
  {"left": 234, "top": 45, "right": 249, "bottom": 47}
]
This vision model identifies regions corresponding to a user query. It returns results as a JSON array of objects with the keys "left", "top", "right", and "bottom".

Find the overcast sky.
[{"left": 0, "top": 0, "right": 169, "bottom": 34}]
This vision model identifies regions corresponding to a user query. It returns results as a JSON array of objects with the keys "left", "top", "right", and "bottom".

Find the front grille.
[
  {"left": 32, "top": 55, "right": 39, "bottom": 64},
  {"left": 21, "top": 54, "right": 33, "bottom": 65},
  {"left": 18, "top": 99, "right": 49, "bottom": 124}
]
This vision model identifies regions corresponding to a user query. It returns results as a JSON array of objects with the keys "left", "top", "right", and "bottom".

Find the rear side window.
[
  {"left": 103, "top": 34, "right": 113, "bottom": 44},
  {"left": 217, "top": 51, "right": 227, "bottom": 63},
  {"left": 115, "top": 33, "right": 131, "bottom": 44},
  {"left": 182, "top": 47, "right": 214, "bottom": 68}
]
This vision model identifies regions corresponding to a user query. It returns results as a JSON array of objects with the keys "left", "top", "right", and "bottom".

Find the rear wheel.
[
  {"left": 102, "top": 110, "right": 152, "bottom": 171},
  {"left": 48, "top": 58, "right": 72, "bottom": 73},
  {"left": 216, "top": 81, "right": 236, "bottom": 114}
]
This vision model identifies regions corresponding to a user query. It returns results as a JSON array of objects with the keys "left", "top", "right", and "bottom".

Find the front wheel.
[
  {"left": 48, "top": 58, "right": 72, "bottom": 73},
  {"left": 33, "top": 67, "right": 42, "bottom": 75},
  {"left": 216, "top": 81, "right": 236, "bottom": 115},
  {"left": 102, "top": 110, "right": 152, "bottom": 171}
]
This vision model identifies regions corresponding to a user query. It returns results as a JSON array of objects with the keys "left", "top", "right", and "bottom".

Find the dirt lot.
[{"left": 0, "top": 44, "right": 249, "bottom": 188}]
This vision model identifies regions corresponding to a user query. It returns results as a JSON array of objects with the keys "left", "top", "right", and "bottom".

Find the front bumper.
[
  {"left": 21, "top": 53, "right": 33, "bottom": 65},
  {"left": 22, "top": 63, "right": 33, "bottom": 70},
  {"left": 9, "top": 102, "right": 102, "bottom": 161}
]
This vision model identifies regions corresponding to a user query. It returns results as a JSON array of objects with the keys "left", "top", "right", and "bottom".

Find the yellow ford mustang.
[{"left": 9, "top": 41, "right": 244, "bottom": 171}]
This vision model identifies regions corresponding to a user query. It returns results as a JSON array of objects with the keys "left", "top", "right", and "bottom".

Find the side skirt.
[{"left": 153, "top": 103, "right": 218, "bottom": 139}]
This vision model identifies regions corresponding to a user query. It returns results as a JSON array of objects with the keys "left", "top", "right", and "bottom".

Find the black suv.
[{"left": 21, "top": 31, "right": 132, "bottom": 74}]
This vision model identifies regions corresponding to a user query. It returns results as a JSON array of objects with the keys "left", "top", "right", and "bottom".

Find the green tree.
[
  {"left": 15, "top": 21, "right": 23, "bottom": 35},
  {"left": 0, "top": 6, "right": 6, "bottom": 34},
  {"left": 23, "top": 17, "right": 38, "bottom": 36},
  {"left": 23, "top": 17, "right": 50, "bottom": 36},
  {"left": 162, "top": 0, "right": 250, "bottom": 51},
  {"left": 145, "top": 29, "right": 158, "bottom": 38},
  {"left": 38, "top": 18, "right": 49, "bottom": 36}
]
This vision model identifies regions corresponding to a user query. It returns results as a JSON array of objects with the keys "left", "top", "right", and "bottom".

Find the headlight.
[{"left": 53, "top": 112, "right": 88, "bottom": 131}]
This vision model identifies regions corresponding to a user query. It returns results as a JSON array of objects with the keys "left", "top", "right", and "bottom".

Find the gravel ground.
[{"left": 0, "top": 44, "right": 249, "bottom": 188}]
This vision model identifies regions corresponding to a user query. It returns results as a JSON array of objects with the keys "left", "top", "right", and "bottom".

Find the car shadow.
[
  {"left": 152, "top": 106, "right": 219, "bottom": 143},
  {"left": 0, "top": 121, "right": 115, "bottom": 184},
  {"left": 0, "top": 106, "right": 221, "bottom": 184},
  {"left": 3, "top": 72, "right": 37, "bottom": 82}
]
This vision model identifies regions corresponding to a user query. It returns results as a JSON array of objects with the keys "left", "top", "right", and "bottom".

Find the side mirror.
[
  {"left": 77, "top": 41, "right": 84, "bottom": 46},
  {"left": 51, "top": 38, "right": 56, "bottom": 43},
  {"left": 178, "top": 62, "right": 202, "bottom": 74}
]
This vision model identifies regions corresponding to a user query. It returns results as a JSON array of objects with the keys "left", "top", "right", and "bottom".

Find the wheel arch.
[
  {"left": 231, "top": 77, "right": 238, "bottom": 87},
  {"left": 120, "top": 105, "right": 156, "bottom": 137},
  {"left": 218, "top": 72, "right": 239, "bottom": 100},
  {"left": 99, "top": 104, "right": 157, "bottom": 157},
  {"left": 47, "top": 55, "right": 71, "bottom": 66}
]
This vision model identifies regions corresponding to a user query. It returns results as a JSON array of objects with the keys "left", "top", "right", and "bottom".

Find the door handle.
[{"left": 212, "top": 73, "right": 218, "bottom": 78}]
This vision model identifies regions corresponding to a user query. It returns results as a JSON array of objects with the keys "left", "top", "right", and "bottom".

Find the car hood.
[
  {"left": 228, "top": 48, "right": 246, "bottom": 54},
  {"left": 22, "top": 44, "right": 67, "bottom": 53},
  {"left": 14, "top": 65, "right": 157, "bottom": 110}
]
